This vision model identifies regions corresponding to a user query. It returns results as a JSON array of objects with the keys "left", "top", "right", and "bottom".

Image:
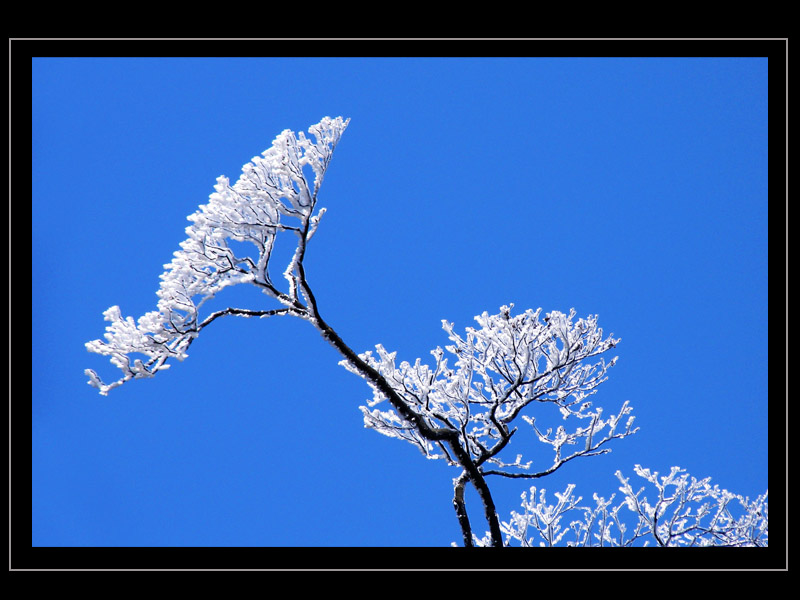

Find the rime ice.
[
  {"left": 83, "top": 116, "right": 767, "bottom": 549},
  {"left": 86, "top": 117, "right": 349, "bottom": 394},
  {"left": 341, "top": 303, "right": 636, "bottom": 476}
]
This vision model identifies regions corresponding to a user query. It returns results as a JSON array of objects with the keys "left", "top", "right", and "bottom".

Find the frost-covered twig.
[
  {"left": 342, "top": 305, "right": 630, "bottom": 465},
  {"left": 500, "top": 466, "right": 768, "bottom": 547},
  {"left": 86, "top": 116, "right": 766, "bottom": 549},
  {"left": 341, "top": 303, "right": 636, "bottom": 546},
  {"left": 86, "top": 117, "right": 349, "bottom": 394}
]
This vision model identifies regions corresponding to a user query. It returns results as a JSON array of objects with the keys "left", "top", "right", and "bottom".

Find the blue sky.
[{"left": 31, "top": 56, "right": 771, "bottom": 551}]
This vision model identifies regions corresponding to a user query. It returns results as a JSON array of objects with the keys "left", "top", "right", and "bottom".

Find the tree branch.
[
  {"left": 197, "top": 306, "right": 305, "bottom": 330},
  {"left": 309, "top": 305, "right": 505, "bottom": 546},
  {"left": 453, "top": 473, "right": 474, "bottom": 547}
]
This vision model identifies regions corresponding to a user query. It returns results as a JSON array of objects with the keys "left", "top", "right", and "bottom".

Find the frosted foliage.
[
  {"left": 341, "top": 304, "right": 637, "bottom": 475},
  {"left": 86, "top": 117, "right": 350, "bottom": 394},
  {"left": 84, "top": 115, "right": 767, "bottom": 549},
  {"left": 497, "top": 466, "right": 768, "bottom": 547}
]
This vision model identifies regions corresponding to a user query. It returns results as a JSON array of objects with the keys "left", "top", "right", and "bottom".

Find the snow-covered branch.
[
  {"left": 498, "top": 465, "right": 768, "bottom": 547},
  {"left": 342, "top": 304, "right": 635, "bottom": 476},
  {"left": 341, "top": 303, "right": 637, "bottom": 547},
  {"left": 84, "top": 116, "right": 767, "bottom": 549},
  {"left": 86, "top": 117, "right": 349, "bottom": 394}
]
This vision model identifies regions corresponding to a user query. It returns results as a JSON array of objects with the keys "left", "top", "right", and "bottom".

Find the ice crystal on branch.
[
  {"left": 500, "top": 466, "right": 768, "bottom": 547},
  {"left": 85, "top": 117, "right": 349, "bottom": 394},
  {"left": 84, "top": 116, "right": 767, "bottom": 549},
  {"left": 342, "top": 304, "right": 637, "bottom": 478}
]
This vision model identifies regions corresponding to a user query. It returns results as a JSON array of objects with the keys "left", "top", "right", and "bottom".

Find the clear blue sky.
[{"left": 31, "top": 56, "right": 770, "bottom": 550}]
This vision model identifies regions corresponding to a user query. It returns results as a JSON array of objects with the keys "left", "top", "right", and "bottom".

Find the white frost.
[{"left": 86, "top": 117, "right": 350, "bottom": 394}]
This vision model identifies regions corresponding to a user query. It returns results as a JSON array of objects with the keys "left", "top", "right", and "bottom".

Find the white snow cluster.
[
  {"left": 498, "top": 465, "right": 768, "bottom": 547},
  {"left": 86, "top": 117, "right": 350, "bottom": 394},
  {"left": 343, "top": 304, "right": 637, "bottom": 475}
]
